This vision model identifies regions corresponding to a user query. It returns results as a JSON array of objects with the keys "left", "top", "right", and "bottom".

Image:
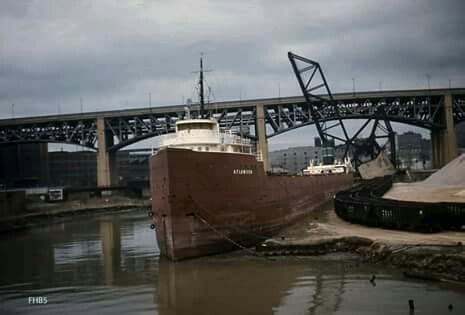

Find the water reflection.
[
  {"left": 156, "top": 257, "right": 353, "bottom": 315},
  {"left": 54, "top": 239, "right": 103, "bottom": 265},
  {"left": 155, "top": 256, "right": 465, "bottom": 315},
  {"left": 0, "top": 210, "right": 464, "bottom": 315},
  {"left": 100, "top": 219, "right": 120, "bottom": 285},
  {"left": 0, "top": 211, "right": 158, "bottom": 290},
  {"left": 156, "top": 258, "right": 311, "bottom": 314}
]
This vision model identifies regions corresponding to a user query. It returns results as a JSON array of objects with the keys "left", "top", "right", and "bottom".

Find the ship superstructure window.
[{"left": 178, "top": 123, "right": 214, "bottom": 131}]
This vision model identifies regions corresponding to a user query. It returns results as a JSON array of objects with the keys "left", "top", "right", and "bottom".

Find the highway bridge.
[{"left": 1, "top": 88, "right": 464, "bottom": 186}]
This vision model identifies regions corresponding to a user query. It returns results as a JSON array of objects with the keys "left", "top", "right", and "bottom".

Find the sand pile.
[{"left": 383, "top": 153, "right": 465, "bottom": 203}]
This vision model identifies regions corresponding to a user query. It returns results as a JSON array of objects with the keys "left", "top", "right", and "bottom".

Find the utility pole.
[
  {"left": 80, "top": 97, "right": 83, "bottom": 114},
  {"left": 426, "top": 74, "right": 431, "bottom": 90},
  {"left": 352, "top": 78, "right": 356, "bottom": 96}
]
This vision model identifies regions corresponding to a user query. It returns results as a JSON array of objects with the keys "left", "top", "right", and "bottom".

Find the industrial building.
[
  {"left": 0, "top": 144, "right": 150, "bottom": 189},
  {"left": 395, "top": 131, "right": 432, "bottom": 169},
  {"left": 0, "top": 143, "right": 49, "bottom": 188},
  {"left": 269, "top": 146, "right": 322, "bottom": 175}
]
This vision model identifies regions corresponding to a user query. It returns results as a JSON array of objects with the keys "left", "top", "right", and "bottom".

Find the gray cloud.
[{"left": 1, "top": 0, "right": 464, "bottom": 134}]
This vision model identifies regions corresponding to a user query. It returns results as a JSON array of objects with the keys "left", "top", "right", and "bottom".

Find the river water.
[{"left": 0, "top": 210, "right": 464, "bottom": 315}]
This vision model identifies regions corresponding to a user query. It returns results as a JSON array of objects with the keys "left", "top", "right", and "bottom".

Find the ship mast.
[{"left": 199, "top": 56, "right": 205, "bottom": 118}]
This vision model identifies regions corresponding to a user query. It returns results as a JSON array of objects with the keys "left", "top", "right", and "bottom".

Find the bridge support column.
[
  {"left": 431, "top": 94, "right": 458, "bottom": 169},
  {"left": 96, "top": 117, "right": 117, "bottom": 188},
  {"left": 256, "top": 104, "right": 269, "bottom": 172}
]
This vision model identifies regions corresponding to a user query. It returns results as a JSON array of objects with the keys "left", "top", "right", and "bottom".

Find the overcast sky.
[{"left": 1, "top": 0, "right": 464, "bottom": 149}]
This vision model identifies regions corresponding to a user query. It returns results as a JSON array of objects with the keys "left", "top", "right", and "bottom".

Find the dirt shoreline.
[
  {"left": 257, "top": 237, "right": 465, "bottom": 282},
  {"left": 0, "top": 198, "right": 150, "bottom": 234},
  {"left": 257, "top": 203, "right": 465, "bottom": 283}
]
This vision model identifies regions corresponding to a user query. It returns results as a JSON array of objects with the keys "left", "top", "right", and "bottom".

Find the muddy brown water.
[{"left": 0, "top": 210, "right": 464, "bottom": 315}]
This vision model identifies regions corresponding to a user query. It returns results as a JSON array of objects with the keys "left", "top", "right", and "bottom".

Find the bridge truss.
[{"left": 1, "top": 91, "right": 465, "bottom": 153}]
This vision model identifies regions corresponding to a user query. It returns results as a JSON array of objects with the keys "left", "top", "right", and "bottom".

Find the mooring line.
[{"left": 193, "top": 212, "right": 274, "bottom": 260}]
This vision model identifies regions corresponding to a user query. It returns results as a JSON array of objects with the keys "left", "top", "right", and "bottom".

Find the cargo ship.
[{"left": 149, "top": 57, "right": 353, "bottom": 260}]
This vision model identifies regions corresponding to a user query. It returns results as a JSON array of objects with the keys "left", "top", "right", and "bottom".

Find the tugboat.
[
  {"left": 149, "top": 57, "right": 353, "bottom": 260},
  {"left": 302, "top": 158, "right": 353, "bottom": 175}
]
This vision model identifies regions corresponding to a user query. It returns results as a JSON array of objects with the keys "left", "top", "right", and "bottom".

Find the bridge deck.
[{"left": 1, "top": 88, "right": 464, "bottom": 126}]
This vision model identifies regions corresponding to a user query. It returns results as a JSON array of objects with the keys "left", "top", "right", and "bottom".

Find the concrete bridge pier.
[
  {"left": 431, "top": 94, "right": 458, "bottom": 169},
  {"left": 256, "top": 104, "right": 269, "bottom": 172},
  {"left": 96, "top": 117, "right": 117, "bottom": 187}
]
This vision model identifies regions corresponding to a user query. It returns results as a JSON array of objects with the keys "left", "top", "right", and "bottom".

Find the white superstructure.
[
  {"left": 154, "top": 55, "right": 261, "bottom": 158},
  {"left": 302, "top": 157, "right": 352, "bottom": 175},
  {"left": 157, "top": 118, "right": 258, "bottom": 156}
]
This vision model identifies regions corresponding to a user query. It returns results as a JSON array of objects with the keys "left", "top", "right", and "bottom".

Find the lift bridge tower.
[{"left": 288, "top": 52, "right": 396, "bottom": 170}]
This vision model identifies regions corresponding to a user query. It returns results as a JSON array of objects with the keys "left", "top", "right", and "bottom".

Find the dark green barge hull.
[{"left": 334, "top": 176, "right": 465, "bottom": 232}]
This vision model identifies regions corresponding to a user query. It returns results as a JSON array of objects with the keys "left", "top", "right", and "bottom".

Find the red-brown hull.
[{"left": 150, "top": 148, "right": 352, "bottom": 260}]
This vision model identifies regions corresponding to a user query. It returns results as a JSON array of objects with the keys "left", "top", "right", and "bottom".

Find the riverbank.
[
  {"left": 257, "top": 203, "right": 465, "bottom": 283},
  {"left": 0, "top": 196, "right": 150, "bottom": 234}
]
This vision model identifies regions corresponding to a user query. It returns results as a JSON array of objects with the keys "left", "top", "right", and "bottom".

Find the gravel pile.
[
  {"left": 359, "top": 151, "right": 396, "bottom": 180},
  {"left": 422, "top": 153, "right": 465, "bottom": 186}
]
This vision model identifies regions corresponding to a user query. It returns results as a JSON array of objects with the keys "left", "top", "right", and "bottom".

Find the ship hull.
[{"left": 150, "top": 148, "right": 352, "bottom": 260}]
